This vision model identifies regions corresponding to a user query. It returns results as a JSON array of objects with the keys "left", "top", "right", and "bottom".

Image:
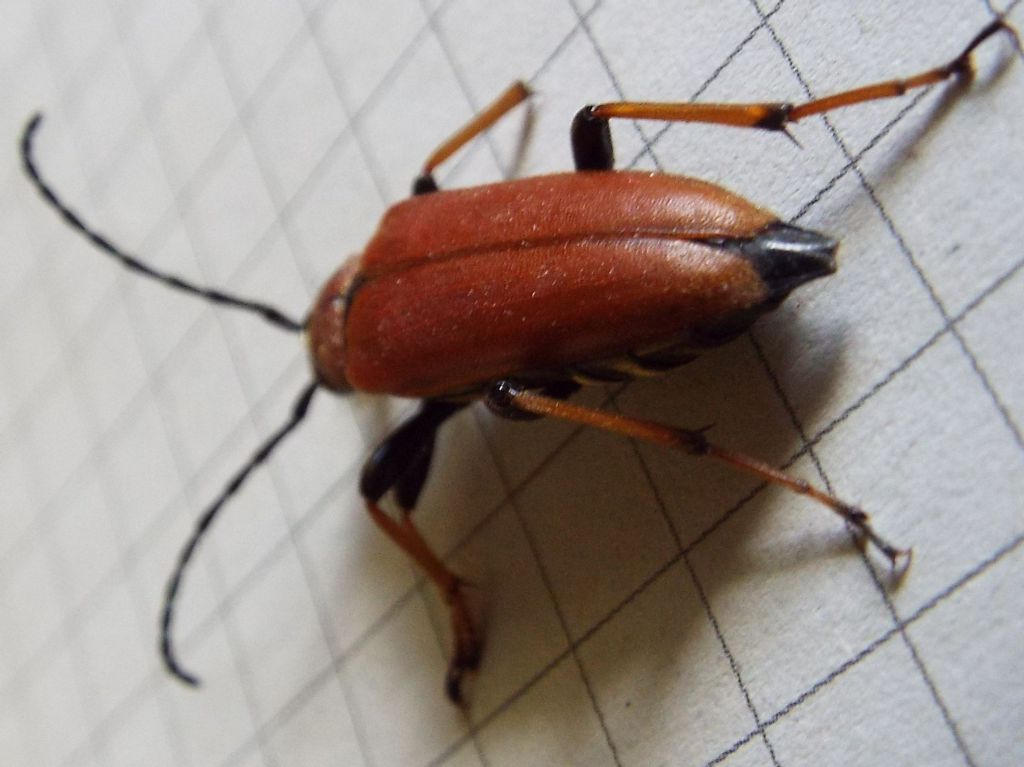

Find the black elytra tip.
[{"left": 737, "top": 222, "right": 838, "bottom": 301}]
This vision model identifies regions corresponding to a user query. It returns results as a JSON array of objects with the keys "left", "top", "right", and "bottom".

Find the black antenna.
[
  {"left": 161, "top": 380, "right": 318, "bottom": 686},
  {"left": 21, "top": 112, "right": 322, "bottom": 683},
  {"left": 21, "top": 113, "right": 305, "bottom": 334}
]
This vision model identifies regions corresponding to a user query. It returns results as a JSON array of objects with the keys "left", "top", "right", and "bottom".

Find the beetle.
[{"left": 21, "top": 18, "right": 1015, "bottom": 703}]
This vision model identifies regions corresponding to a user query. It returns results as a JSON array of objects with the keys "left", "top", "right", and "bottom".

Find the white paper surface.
[{"left": 1, "top": 1, "right": 1022, "bottom": 766}]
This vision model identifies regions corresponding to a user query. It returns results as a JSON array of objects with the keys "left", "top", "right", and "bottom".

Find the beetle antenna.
[
  {"left": 160, "top": 380, "right": 318, "bottom": 686},
  {"left": 21, "top": 113, "right": 305, "bottom": 334}
]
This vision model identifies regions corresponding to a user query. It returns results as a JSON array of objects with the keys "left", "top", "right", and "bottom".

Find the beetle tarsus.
[
  {"left": 444, "top": 580, "right": 483, "bottom": 705},
  {"left": 837, "top": 502, "right": 911, "bottom": 573},
  {"left": 952, "top": 17, "right": 1019, "bottom": 78}
]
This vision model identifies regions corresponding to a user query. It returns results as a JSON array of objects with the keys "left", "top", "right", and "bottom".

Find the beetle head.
[{"left": 307, "top": 256, "right": 362, "bottom": 392}]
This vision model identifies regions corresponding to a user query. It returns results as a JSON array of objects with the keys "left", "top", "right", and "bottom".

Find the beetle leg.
[
  {"left": 487, "top": 381, "right": 911, "bottom": 570},
  {"left": 359, "top": 400, "right": 482, "bottom": 702},
  {"left": 571, "top": 18, "right": 1015, "bottom": 170},
  {"left": 365, "top": 501, "right": 481, "bottom": 702},
  {"left": 360, "top": 401, "right": 464, "bottom": 501},
  {"left": 488, "top": 378, "right": 582, "bottom": 421},
  {"left": 414, "top": 81, "right": 532, "bottom": 195}
]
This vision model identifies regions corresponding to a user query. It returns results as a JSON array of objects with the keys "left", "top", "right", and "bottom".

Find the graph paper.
[{"left": 1, "top": 1, "right": 1022, "bottom": 765}]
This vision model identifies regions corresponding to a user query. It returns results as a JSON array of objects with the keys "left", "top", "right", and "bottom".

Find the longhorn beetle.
[{"left": 21, "top": 19, "right": 1016, "bottom": 703}]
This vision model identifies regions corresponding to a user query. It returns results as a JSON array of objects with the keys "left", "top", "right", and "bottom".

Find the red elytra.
[{"left": 308, "top": 171, "right": 782, "bottom": 398}]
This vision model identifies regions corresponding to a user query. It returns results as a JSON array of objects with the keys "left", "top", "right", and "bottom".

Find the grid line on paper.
[
  {"left": 50, "top": 2, "right": 454, "bottom": 766},
  {"left": 684, "top": 555, "right": 782, "bottom": 766},
  {"left": 709, "top": 530, "right": 1024, "bottom": 766},
  {"left": 4, "top": 0, "right": 428, "bottom": 656},
  {"left": 1, "top": 0, "right": 449, "bottom": 585},
  {"left": 0, "top": 1, "right": 464, "bottom": 749},
  {"left": 746, "top": 4, "right": 1015, "bottom": 765},
  {"left": 108, "top": 11, "right": 300, "bottom": 767},
  {"left": 757, "top": 0, "right": 1024, "bottom": 460},
  {"left": 12, "top": 7, "right": 156, "bottom": 767},
  {"left": 569, "top": 1, "right": 788, "bottom": 761},
  {"left": 1, "top": 1, "right": 1021, "bottom": 766}
]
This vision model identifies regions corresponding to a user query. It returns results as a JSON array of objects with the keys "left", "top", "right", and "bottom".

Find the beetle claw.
[{"left": 887, "top": 547, "right": 913, "bottom": 584}]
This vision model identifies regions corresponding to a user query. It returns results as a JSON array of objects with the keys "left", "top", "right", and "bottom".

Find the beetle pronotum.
[{"left": 21, "top": 18, "right": 1016, "bottom": 703}]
